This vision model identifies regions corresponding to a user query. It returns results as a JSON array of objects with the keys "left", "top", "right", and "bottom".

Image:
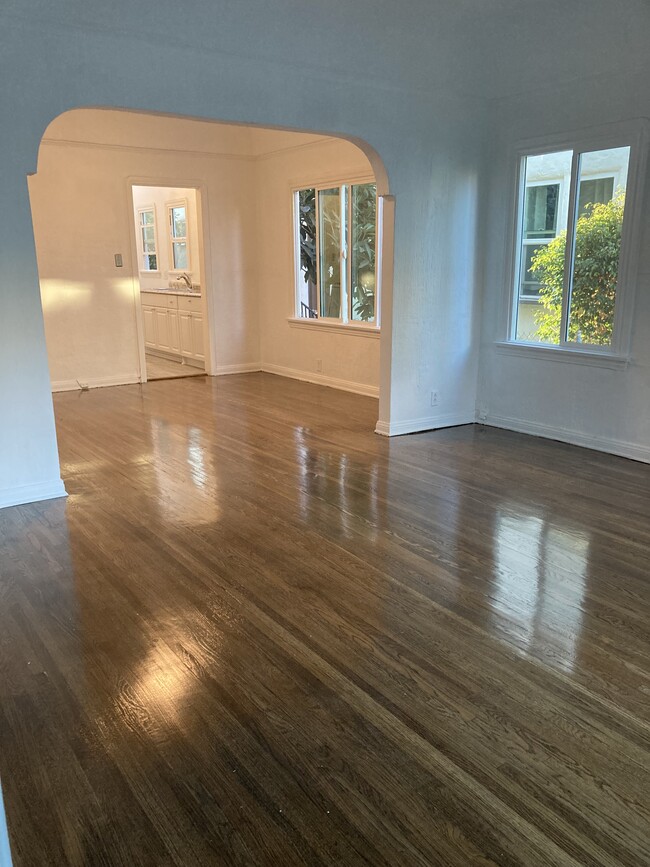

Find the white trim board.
[
  {"left": 50, "top": 364, "right": 378, "bottom": 396},
  {"left": 41, "top": 134, "right": 334, "bottom": 165},
  {"left": 375, "top": 413, "right": 475, "bottom": 436},
  {"left": 52, "top": 373, "right": 141, "bottom": 393},
  {"left": 261, "top": 363, "right": 379, "bottom": 398},
  {"left": 213, "top": 362, "right": 263, "bottom": 376},
  {"left": 484, "top": 413, "right": 650, "bottom": 464},
  {"left": 0, "top": 479, "right": 67, "bottom": 511},
  {"left": 287, "top": 318, "right": 380, "bottom": 338}
]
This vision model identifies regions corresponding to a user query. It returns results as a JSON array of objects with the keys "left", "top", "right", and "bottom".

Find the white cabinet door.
[
  {"left": 190, "top": 314, "right": 204, "bottom": 360},
  {"left": 178, "top": 312, "right": 194, "bottom": 358},
  {"left": 142, "top": 305, "right": 156, "bottom": 349},
  {"left": 153, "top": 308, "right": 172, "bottom": 351},
  {"left": 168, "top": 309, "right": 180, "bottom": 354}
]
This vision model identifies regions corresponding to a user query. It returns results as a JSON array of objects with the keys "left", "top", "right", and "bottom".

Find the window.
[
  {"left": 138, "top": 207, "right": 158, "bottom": 271},
  {"left": 168, "top": 201, "right": 189, "bottom": 271},
  {"left": 511, "top": 145, "right": 631, "bottom": 349},
  {"left": 295, "top": 181, "right": 378, "bottom": 325},
  {"left": 520, "top": 180, "right": 562, "bottom": 299}
]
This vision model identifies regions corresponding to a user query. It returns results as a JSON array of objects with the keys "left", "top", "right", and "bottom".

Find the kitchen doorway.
[{"left": 130, "top": 184, "right": 209, "bottom": 382}]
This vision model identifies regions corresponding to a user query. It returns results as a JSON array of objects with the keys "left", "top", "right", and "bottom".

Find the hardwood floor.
[{"left": 0, "top": 373, "right": 649, "bottom": 866}]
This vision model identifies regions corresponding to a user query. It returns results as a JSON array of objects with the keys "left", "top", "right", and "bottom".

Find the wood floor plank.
[{"left": 0, "top": 373, "right": 649, "bottom": 865}]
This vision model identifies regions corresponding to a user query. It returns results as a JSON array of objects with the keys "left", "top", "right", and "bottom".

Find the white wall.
[
  {"left": 478, "top": 66, "right": 650, "bottom": 463},
  {"left": 257, "top": 138, "right": 380, "bottom": 396},
  {"left": 29, "top": 110, "right": 260, "bottom": 391},
  {"left": 132, "top": 185, "right": 201, "bottom": 291}
]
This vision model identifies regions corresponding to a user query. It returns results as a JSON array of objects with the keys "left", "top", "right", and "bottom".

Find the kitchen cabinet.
[
  {"left": 140, "top": 291, "right": 204, "bottom": 365},
  {"left": 177, "top": 294, "right": 204, "bottom": 362},
  {"left": 142, "top": 305, "right": 157, "bottom": 349}
]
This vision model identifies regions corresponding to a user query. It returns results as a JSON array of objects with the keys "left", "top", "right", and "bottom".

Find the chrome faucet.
[{"left": 177, "top": 273, "right": 192, "bottom": 289}]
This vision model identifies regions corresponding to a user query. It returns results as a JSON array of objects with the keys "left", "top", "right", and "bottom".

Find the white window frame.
[
  {"left": 291, "top": 175, "right": 380, "bottom": 332},
  {"left": 137, "top": 205, "right": 159, "bottom": 273},
  {"left": 167, "top": 198, "right": 191, "bottom": 274},
  {"left": 502, "top": 121, "right": 649, "bottom": 363}
]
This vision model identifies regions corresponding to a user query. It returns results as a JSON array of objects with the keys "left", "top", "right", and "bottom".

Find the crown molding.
[{"left": 40, "top": 133, "right": 336, "bottom": 163}]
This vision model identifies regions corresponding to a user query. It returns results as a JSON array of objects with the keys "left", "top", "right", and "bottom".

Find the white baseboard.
[
  {"left": 485, "top": 413, "right": 650, "bottom": 464},
  {"left": 0, "top": 478, "right": 67, "bottom": 510},
  {"left": 375, "top": 412, "right": 475, "bottom": 437},
  {"left": 213, "top": 362, "right": 263, "bottom": 376},
  {"left": 52, "top": 373, "right": 141, "bottom": 393},
  {"left": 50, "top": 364, "right": 377, "bottom": 398},
  {"left": 261, "top": 363, "right": 379, "bottom": 397}
]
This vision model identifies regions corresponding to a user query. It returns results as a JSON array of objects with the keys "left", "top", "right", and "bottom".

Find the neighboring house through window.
[{"left": 511, "top": 142, "right": 633, "bottom": 350}]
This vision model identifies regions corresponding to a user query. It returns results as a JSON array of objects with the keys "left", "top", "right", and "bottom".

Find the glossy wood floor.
[{"left": 1, "top": 373, "right": 649, "bottom": 866}]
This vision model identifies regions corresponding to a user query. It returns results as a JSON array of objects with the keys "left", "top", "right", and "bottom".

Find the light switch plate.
[{"left": 114, "top": 253, "right": 123, "bottom": 267}]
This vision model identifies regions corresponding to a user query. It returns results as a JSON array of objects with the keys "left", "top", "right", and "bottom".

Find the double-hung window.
[
  {"left": 138, "top": 206, "right": 158, "bottom": 272},
  {"left": 168, "top": 201, "right": 190, "bottom": 271},
  {"left": 509, "top": 136, "right": 643, "bottom": 353},
  {"left": 294, "top": 181, "right": 378, "bottom": 326}
]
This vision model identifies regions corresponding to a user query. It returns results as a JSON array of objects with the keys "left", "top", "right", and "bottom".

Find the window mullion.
[
  {"left": 511, "top": 158, "right": 527, "bottom": 340},
  {"left": 314, "top": 190, "right": 322, "bottom": 318},
  {"left": 559, "top": 151, "right": 580, "bottom": 345},
  {"left": 343, "top": 184, "right": 350, "bottom": 323}
]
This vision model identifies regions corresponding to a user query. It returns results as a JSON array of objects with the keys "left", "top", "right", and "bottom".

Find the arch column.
[{"left": 0, "top": 144, "right": 65, "bottom": 507}]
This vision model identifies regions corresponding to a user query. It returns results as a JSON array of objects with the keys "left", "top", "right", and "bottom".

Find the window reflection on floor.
[
  {"left": 293, "top": 425, "right": 380, "bottom": 541},
  {"left": 150, "top": 419, "right": 220, "bottom": 525},
  {"left": 494, "top": 511, "right": 589, "bottom": 672}
]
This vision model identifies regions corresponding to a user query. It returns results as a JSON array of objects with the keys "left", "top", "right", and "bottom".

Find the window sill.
[
  {"left": 287, "top": 318, "right": 380, "bottom": 338},
  {"left": 495, "top": 341, "right": 629, "bottom": 370}
]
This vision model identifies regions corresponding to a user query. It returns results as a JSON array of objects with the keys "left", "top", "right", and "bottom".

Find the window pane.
[
  {"left": 173, "top": 241, "right": 188, "bottom": 270},
  {"left": 319, "top": 188, "right": 341, "bottom": 318},
  {"left": 140, "top": 210, "right": 154, "bottom": 226},
  {"left": 171, "top": 206, "right": 187, "bottom": 238},
  {"left": 578, "top": 177, "right": 614, "bottom": 216},
  {"left": 567, "top": 146, "right": 630, "bottom": 346},
  {"left": 350, "top": 183, "right": 377, "bottom": 322},
  {"left": 143, "top": 253, "right": 157, "bottom": 270},
  {"left": 142, "top": 226, "right": 155, "bottom": 246},
  {"left": 524, "top": 184, "right": 559, "bottom": 239},
  {"left": 296, "top": 189, "right": 318, "bottom": 318},
  {"left": 519, "top": 243, "right": 544, "bottom": 298},
  {"left": 514, "top": 150, "right": 572, "bottom": 344}
]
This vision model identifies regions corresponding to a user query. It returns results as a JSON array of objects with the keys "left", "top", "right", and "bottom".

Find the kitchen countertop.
[{"left": 140, "top": 288, "right": 202, "bottom": 297}]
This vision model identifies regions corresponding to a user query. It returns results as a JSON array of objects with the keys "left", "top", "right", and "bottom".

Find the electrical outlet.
[
  {"left": 430, "top": 390, "right": 439, "bottom": 407},
  {"left": 316, "top": 359, "right": 323, "bottom": 373}
]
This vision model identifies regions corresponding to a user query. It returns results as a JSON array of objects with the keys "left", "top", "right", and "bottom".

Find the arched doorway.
[{"left": 26, "top": 107, "right": 393, "bottom": 499}]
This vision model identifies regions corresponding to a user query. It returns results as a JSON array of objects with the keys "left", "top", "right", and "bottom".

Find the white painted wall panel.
[
  {"left": 256, "top": 139, "right": 380, "bottom": 395},
  {"left": 478, "top": 68, "right": 650, "bottom": 462},
  {"left": 29, "top": 130, "right": 259, "bottom": 387}
]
